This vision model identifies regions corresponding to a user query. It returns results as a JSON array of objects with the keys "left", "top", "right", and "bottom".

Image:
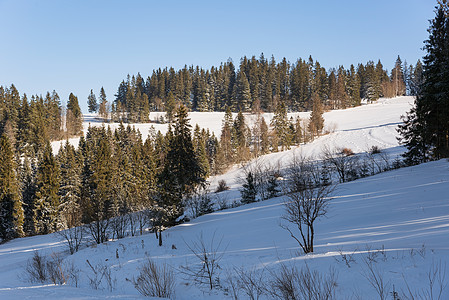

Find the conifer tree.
[
  {"left": 399, "top": 3, "right": 449, "bottom": 161},
  {"left": 159, "top": 104, "right": 205, "bottom": 226},
  {"left": 21, "top": 155, "right": 37, "bottom": 236},
  {"left": 67, "top": 93, "right": 83, "bottom": 136},
  {"left": 165, "top": 91, "right": 176, "bottom": 123},
  {"left": 57, "top": 141, "right": 82, "bottom": 228},
  {"left": 308, "top": 92, "right": 324, "bottom": 138},
  {"left": 241, "top": 171, "right": 257, "bottom": 204},
  {"left": 34, "top": 141, "right": 60, "bottom": 234},
  {"left": 98, "top": 87, "right": 108, "bottom": 120},
  {"left": 0, "top": 134, "right": 24, "bottom": 240},
  {"left": 88, "top": 89, "right": 98, "bottom": 113},
  {"left": 271, "top": 102, "right": 291, "bottom": 150}
]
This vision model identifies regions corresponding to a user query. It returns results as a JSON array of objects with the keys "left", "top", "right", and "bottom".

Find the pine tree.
[
  {"left": 0, "top": 134, "right": 24, "bottom": 240},
  {"left": 241, "top": 171, "right": 257, "bottom": 204},
  {"left": 308, "top": 92, "right": 324, "bottom": 138},
  {"left": 88, "top": 89, "right": 98, "bottom": 113},
  {"left": 34, "top": 141, "right": 60, "bottom": 234}
]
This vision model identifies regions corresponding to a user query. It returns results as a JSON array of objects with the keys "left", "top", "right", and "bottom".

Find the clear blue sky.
[{"left": 0, "top": 0, "right": 437, "bottom": 113}]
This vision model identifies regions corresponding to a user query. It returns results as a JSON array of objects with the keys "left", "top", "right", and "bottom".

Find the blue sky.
[{"left": 0, "top": 0, "right": 437, "bottom": 112}]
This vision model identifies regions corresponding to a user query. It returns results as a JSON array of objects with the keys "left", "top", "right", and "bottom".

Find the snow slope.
[{"left": 3, "top": 96, "right": 447, "bottom": 299}]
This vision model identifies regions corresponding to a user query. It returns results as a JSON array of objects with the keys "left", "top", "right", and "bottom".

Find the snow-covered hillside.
[{"left": 3, "top": 96, "right": 448, "bottom": 299}]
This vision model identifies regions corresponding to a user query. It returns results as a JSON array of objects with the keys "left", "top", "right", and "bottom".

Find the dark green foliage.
[
  {"left": 67, "top": 93, "right": 83, "bottom": 136},
  {"left": 34, "top": 141, "right": 60, "bottom": 235},
  {"left": 112, "top": 54, "right": 409, "bottom": 122},
  {"left": 241, "top": 171, "right": 257, "bottom": 204},
  {"left": 267, "top": 175, "right": 280, "bottom": 199},
  {"left": 0, "top": 134, "right": 24, "bottom": 240},
  {"left": 399, "top": 4, "right": 449, "bottom": 162},
  {"left": 158, "top": 105, "right": 206, "bottom": 226},
  {"left": 57, "top": 141, "right": 82, "bottom": 228},
  {"left": 87, "top": 89, "right": 98, "bottom": 113},
  {"left": 308, "top": 92, "right": 324, "bottom": 138}
]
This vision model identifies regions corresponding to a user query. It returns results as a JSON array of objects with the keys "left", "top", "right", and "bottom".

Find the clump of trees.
[{"left": 112, "top": 54, "right": 422, "bottom": 121}]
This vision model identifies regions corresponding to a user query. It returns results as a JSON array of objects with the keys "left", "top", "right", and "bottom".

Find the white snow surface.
[{"left": 4, "top": 96, "right": 449, "bottom": 299}]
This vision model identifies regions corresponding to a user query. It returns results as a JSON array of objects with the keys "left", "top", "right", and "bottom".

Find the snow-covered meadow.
[{"left": 3, "top": 96, "right": 449, "bottom": 299}]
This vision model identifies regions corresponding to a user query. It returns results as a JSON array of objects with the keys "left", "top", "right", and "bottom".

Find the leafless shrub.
[
  {"left": 132, "top": 259, "right": 176, "bottom": 298},
  {"left": 46, "top": 252, "right": 67, "bottom": 285},
  {"left": 269, "top": 263, "right": 338, "bottom": 300},
  {"left": 334, "top": 249, "right": 356, "bottom": 268},
  {"left": 111, "top": 214, "right": 129, "bottom": 240},
  {"left": 361, "top": 256, "right": 390, "bottom": 300},
  {"left": 25, "top": 251, "right": 48, "bottom": 283},
  {"left": 223, "top": 269, "right": 240, "bottom": 300},
  {"left": 87, "top": 219, "right": 110, "bottom": 244},
  {"left": 216, "top": 179, "right": 230, "bottom": 193},
  {"left": 180, "top": 232, "right": 226, "bottom": 290},
  {"left": 184, "top": 184, "right": 214, "bottom": 219},
  {"left": 86, "top": 259, "right": 116, "bottom": 291},
  {"left": 401, "top": 261, "right": 447, "bottom": 300},
  {"left": 24, "top": 251, "right": 78, "bottom": 286},
  {"left": 240, "top": 158, "right": 282, "bottom": 200},
  {"left": 57, "top": 225, "right": 85, "bottom": 255},
  {"left": 235, "top": 266, "right": 266, "bottom": 300},
  {"left": 216, "top": 193, "right": 229, "bottom": 210},
  {"left": 322, "top": 145, "right": 358, "bottom": 183}
]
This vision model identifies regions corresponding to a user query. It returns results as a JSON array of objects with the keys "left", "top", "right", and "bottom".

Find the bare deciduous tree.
[{"left": 281, "top": 160, "right": 336, "bottom": 254}]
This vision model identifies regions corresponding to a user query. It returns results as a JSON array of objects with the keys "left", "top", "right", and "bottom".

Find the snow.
[{"left": 4, "top": 96, "right": 449, "bottom": 299}]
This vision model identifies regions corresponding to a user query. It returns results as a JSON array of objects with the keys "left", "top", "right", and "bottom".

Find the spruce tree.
[
  {"left": 67, "top": 93, "right": 83, "bottom": 136},
  {"left": 99, "top": 87, "right": 108, "bottom": 120},
  {"left": 0, "top": 134, "right": 24, "bottom": 240},
  {"left": 159, "top": 104, "right": 205, "bottom": 226},
  {"left": 241, "top": 171, "right": 257, "bottom": 204},
  {"left": 57, "top": 141, "right": 82, "bottom": 228},
  {"left": 308, "top": 92, "right": 324, "bottom": 138},
  {"left": 34, "top": 141, "right": 60, "bottom": 234},
  {"left": 88, "top": 89, "right": 98, "bottom": 113},
  {"left": 399, "top": 3, "right": 449, "bottom": 161}
]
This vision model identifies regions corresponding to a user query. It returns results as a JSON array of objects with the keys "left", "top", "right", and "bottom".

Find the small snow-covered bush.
[{"left": 133, "top": 259, "right": 175, "bottom": 298}]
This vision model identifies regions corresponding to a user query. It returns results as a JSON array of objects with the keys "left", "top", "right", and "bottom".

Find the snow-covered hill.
[{"left": 4, "top": 96, "right": 448, "bottom": 299}]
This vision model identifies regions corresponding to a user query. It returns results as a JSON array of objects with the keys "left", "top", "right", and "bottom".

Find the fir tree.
[
  {"left": 99, "top": 87, "right": 108, "bottom": 120},
  {"left": 88, "top": 89, "right": 98, "bottom": 113},
  {"left": 159, "top": 104, "right": 205, "bottom": 226},
  {"left": 57, "top": 141, "right": 82, "bottom": 228},
  {"left": 399, "top": 3, "right": 449, "bottom": 161},
  {"left": 0, "top": 134, "right": 24, "bottom": 240},
  {"left": 308, "top": 92, "right": 324, "bottom": 138},
  {"left": 34, "top": 141, "right": 60, "bottom": 234},
  {"left": 241, "top": 171, "right": 257, "bottom": 204},
  {"left": 67, "top": 93, "right": 83, "bottom": 136}
]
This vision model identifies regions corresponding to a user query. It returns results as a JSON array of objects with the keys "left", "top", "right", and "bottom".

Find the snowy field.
[{"left": 3, "top": 96, "right": 449, "bottom": 299}]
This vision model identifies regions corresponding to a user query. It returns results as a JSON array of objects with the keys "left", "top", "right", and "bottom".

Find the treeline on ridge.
[{"left": 110, "top": 54, "right": 423, "bottom": 122}]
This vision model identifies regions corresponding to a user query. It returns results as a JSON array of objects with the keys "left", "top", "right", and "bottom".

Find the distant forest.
[{"left": 107, "top": 54, "right": 423, "bottom": 122}]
